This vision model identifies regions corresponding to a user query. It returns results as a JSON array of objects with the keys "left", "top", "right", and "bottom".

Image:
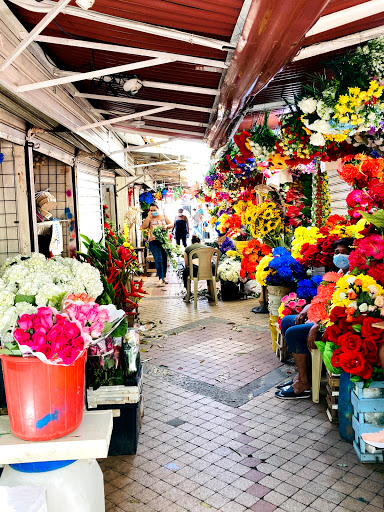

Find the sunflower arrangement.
[{"left": 244, "top": 202, "right": 282, "bottom": 242}]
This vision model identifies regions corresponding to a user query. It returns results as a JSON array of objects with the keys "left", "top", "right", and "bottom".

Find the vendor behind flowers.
[{"left": 276, "top": 238, "right": 353, "bottom": 400}]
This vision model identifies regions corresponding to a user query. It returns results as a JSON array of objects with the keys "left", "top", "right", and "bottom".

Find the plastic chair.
[
  {"left": 311, "top": 348, "right": 323, "bottom": 404},
  {"left": 185, "top": 247, "right": 220, "bottom": 308}
]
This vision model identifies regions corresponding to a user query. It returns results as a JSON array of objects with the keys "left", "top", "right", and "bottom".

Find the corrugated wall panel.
[
  {"left": 325, "top": 162, "right": 351, "bottom": 216},
  {"left": 77, "top": 169, "right": 103, "bottom": 247}
]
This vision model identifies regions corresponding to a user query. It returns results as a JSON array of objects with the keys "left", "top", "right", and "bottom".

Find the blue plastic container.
[{"left": 338, "top": 371, "right": 354, "bottom": 442}]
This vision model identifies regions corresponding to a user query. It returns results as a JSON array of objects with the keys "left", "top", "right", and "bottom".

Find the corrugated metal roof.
[
  {"left": 7, "top": 0, "right": 240, "bottom": 140},
  {"left": 247, "top": 1, "right": 384, "bottom": 124}
]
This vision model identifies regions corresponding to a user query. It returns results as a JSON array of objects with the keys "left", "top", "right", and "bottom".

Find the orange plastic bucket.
[{"left": 1, "top": 352, "right": 86, "bottom": 441}]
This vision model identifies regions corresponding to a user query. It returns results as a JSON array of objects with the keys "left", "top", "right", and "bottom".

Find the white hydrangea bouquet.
[
  {"left": 217, "top": 258, "right": 241, "bottom": 283},
  {"left": 0, "top": 253, "right": 104, "bottom": 344}
]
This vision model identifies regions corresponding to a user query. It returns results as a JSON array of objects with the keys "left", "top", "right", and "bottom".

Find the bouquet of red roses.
[{"left": 317, "top": 274, "right": 384, "bottom": 384}]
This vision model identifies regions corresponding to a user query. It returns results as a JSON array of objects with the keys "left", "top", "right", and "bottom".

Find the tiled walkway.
[{"left": 102, "top": 272, "right": 384, "bottom": 512}]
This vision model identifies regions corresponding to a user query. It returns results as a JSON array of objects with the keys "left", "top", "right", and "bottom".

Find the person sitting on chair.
[{"left": 275, "top": 238, "right": 353, "bottom": 400}]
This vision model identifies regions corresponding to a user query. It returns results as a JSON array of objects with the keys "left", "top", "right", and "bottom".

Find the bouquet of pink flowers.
[
  {"left": 13, "top": 307, "right": 91, "bottom": 365},
  {"left": 63, "top": 301, "right": 110, "bottom": 339},
  {"left": 278, "top": 292, "right": 307, "bottom": 327}
]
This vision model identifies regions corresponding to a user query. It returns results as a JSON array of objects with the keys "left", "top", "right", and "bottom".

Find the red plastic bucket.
[{"left": 1, "top": 353, "right": 86, "bottom": 441}]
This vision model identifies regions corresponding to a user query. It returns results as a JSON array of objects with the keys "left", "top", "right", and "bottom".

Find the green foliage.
[
  {"left": 359, "top": 209, "right": 384, "bottom": 230},
  {"left": 315, "top": 341, "right": 342, "bottom": 375},
  {"left": 14, "top": 294, "right": 35, "bottom": 305},
  {"left": 110, "top": 318, "right": 128, "bottom": 338},
  {"left": 152, "top": 226, "right": 183, "bottom": 268}
]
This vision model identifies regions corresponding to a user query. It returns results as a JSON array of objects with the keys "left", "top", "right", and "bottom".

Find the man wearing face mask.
[{"left": 275, "top": 238, "right": 353, "bottom": 400}]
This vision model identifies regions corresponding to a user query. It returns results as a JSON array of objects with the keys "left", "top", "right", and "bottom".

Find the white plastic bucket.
[
  {"left": 267, "top": 286, "right": 291, "bottom": 316},
  {"left": 0, "top": 459, "right": 104, "bottom": 512}
]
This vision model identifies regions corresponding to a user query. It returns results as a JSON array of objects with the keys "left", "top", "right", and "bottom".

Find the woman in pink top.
[{"left": 141, "top": 203, "right": 173, "bottom": 286}]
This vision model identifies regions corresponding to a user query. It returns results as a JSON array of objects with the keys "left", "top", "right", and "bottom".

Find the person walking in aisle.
[
  {"left": 141, "top": 203, "right": 173, "bottom": 287},
  {"left": 192, "top": 207, "right": 204, "bottom": 239},
  {"left": 173, "top": 208, "right": 189, "bottom": 248}
]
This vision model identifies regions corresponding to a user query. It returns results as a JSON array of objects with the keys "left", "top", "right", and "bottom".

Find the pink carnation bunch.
[
  {"left": 13, "top": 307, "right": 89, "bottom": 365},
  {"left": 278, "top": 293, "right": 307, "bottom": 327},
  {"left": 64, "top": 302, "right": 109, "bottom": 339}
]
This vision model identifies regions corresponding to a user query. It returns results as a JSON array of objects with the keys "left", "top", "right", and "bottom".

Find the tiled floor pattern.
[
  {"left": 103, "top": 273, "right": 384, "bottom": 512},
  {"left": 140, "top": 320, "right": 282, "bottom": 391}
]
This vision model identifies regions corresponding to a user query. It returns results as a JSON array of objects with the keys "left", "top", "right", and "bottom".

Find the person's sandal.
[{"left": 274, "top": 386, "right": 311, "bottom": 399}]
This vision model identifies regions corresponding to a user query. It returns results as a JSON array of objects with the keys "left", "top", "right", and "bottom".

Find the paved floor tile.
[{"left": 102, "top": 273, "right": 384, "bottom": 512}]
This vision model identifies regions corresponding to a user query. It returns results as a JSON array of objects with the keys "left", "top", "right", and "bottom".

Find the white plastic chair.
[{"left": 185, "top": 247, "right": 220, "bottom": 308}]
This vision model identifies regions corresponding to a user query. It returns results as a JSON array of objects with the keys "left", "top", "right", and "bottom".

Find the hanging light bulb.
[{"left": 75, "top": 0, "right": 95, "bottom": 10}]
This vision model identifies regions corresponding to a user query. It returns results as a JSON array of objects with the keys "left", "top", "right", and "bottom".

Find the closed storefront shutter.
[{"left": 77, "top": 168, "right": 103, "bottom": 247}]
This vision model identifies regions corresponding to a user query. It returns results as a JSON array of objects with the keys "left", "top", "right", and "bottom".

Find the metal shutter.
[
  {"left": 77, "top": 169, "right": 103, "bottom": 248},
  {"left": 325, "top": 162, "right": 351, "bottom": 216}
]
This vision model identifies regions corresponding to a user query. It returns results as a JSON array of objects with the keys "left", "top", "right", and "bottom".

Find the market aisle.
[{"left": 102, "top": 274, "right": 384, "bottom": 512}]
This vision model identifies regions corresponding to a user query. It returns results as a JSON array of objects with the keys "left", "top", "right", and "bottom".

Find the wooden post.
[{"left": 13, "top": 144, "right": 31, "bottom": 256}]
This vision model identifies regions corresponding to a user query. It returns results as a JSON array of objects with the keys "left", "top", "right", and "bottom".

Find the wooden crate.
[
  {"left": 275, "top": 325, "right": 287, "bottom": 362},
  {"left": 326, "top": 371, "right": 340, "bottom": 423},
  {"left": 351, "top": 381, "right": 384, "bottom": 463},
  {"left": 87, "top": 366, "right": 143, "bottom": 409}
]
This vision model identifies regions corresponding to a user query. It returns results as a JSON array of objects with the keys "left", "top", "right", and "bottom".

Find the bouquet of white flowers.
[
  {"left": 0, "top": 253, "right": 103, "bottom": 344},
  {"left": 217, "top": 258, "right": 241, "bottom": 283}
]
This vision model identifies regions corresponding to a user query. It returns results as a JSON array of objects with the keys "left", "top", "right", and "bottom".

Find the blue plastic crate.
[
  {"left": 352, "top": 414, "right": 384, "bottom": 463},
  {"left": 351, "top": 381, "right": 384, "bottom": 463}
]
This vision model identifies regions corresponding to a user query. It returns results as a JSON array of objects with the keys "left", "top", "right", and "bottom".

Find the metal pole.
[
  {"left": 24, "top": 140, "right": 38, "bottom": 251},
  {"left": 71, "top": 149, "right": 81, "bottom": 254}
]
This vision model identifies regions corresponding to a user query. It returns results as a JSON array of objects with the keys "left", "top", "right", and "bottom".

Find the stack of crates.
[
  {"left": 87, "top": 365, "right": 143, "bottom": 455},
  {"left": 326, "top": 370, "right": 340, "bottom": 423},
  {"left": 351, "top": 380, "right": 384, "bottom": 463}
]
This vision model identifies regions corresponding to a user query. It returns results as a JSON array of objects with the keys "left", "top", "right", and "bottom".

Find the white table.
[{"left": 0, "top": 411, "right": 113, "bottom": 512}]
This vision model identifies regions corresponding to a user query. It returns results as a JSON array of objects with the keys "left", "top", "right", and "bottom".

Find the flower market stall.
[{"left": 197, "top": 37, "right": 384, "bottom": 463}]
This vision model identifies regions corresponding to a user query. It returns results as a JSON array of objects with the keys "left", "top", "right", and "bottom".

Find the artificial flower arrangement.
[
  {"left": 243, "top": 201, "right": 284, "bottom": 246},
  {"left": 139, "top": 191, "right": 153, "bottom": 211},
  {"left": 281, "top": 182, "right": 311, "bottom": 228},
  {"left": 348, "top": 210, "right": 384, "bottom": 286},
  {"left": 296, "top": 275, "right": 324, "bottom": 301},
  {"left": 217, "top": 258, "right": 241, "bottom": 283},
  {"left": 278, "top": 292, "right": 307, "bottom": 327},
  {"left": 234, "top": 113, "right": 278, "bottom": 164},
  {"left": 318, "top": 274, "right": 384, "bottom": 384},
  {"left": 219, "top": 237, "right": 236, "bottom": 254},
  {"left": 291, "top": 226, "right": 325, "bottom": 259},
  {"left": 256, "top": 247, "right": 307, "bottom": 287},
  {"left": 307, "top": 272, "right": 341, "bottom": 324},
  {"left": 338, "top": 154, "right": 384, "bottom": 189},
  {"left": 240, "top": 239, "right": 272, "bottom": 280}
]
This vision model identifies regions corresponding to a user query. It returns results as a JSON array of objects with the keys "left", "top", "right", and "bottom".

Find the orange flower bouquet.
[{"left": 240, "top": 239, "right": 271, "bottom": 280}]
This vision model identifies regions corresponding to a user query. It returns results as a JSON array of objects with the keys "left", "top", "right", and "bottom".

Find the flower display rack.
[
  {"left": 351, "top": 381, "right": 384, "bottom": 463},
  {"left": 86, "top": 365, "right": 143, "bottom": 455},
  {"left": 326, "top": 370, "right": 339, "bottom": 423}
]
